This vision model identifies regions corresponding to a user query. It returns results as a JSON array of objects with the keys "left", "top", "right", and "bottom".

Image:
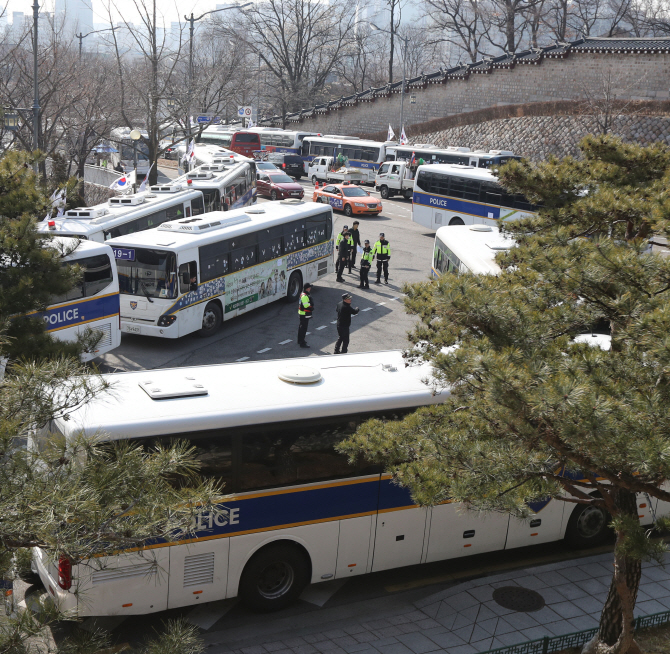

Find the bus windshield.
[{"left": 116, "top": 248, "right": 177, "bottom": 299}]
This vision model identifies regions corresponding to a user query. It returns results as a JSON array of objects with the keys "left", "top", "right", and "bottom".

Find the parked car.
[
  {"left": 266, "top": 153, "right": 305, "bottom": 179},
  {"left": 312, "top": 182, "right": 382, "bottom": 217},
  {"left": 257, "top": 171, "right": 305, "bottom": 201},
  {"left": 256, "top": 161, "right": 281, "bottom": 172}
]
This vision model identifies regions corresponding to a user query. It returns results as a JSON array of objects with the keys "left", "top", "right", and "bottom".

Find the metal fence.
[{"left": 482, "top": 610, "right": 670, "bottom": 654}]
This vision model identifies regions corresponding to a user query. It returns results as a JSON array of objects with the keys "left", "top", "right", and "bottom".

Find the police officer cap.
[
  {"left": 379, "top": 232, "right": 385, "bottom": 237},
  {"left": 343, "top": 225, "right": 349, "bottom": 230},
  {"left": 364, "top": 239, "right": 370, "bottom": 244},
  {"left": 342, "top": 293, "right": 352, "bottom": 300},
  {"left": 303, "top": 282, "right": 312, "bottom": 291}
]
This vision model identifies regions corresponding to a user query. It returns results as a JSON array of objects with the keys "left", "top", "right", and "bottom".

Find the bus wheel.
[
  {"left": 285, "top": 271, "right": 302, "bottom": 303},
  {"left": 239, "top": 543, "right": 311, "bottom": 612},
  {"left": 311, "top": 175, "right": 318, "bottom": 185},
  {"left": 380, "top": 185, "right": 389, "bottom": 199},
  {"left": 565, "top": 503, "right": 611, "bottom": 548},
  {"left": 344, "top": 204, "right": 353, "bottom": 217},
  {"left": 449, "top": 217, "right": 465, "bottom": 226},
  {"left": 198, "top": 302, "right": 222, "bottom": 337}
]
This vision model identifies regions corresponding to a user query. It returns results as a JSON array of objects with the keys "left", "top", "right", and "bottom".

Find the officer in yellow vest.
[
  {"left": 358, "top": 239, "right": 373, "bottom": 289},
  {"left": 372, "top": 233, "right": 391, "bottom": 285},
  {"left": 297, "top": 282, "right": 314, "bottom": 348}
]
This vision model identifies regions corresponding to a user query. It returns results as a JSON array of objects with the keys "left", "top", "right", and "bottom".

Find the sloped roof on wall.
[{"left": 264, "top": 36, "right": 670, "bottom": 126}]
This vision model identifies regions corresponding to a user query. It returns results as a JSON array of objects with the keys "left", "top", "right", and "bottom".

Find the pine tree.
[
  {"left": 0, "top": 151, "right": 87, "bottom": 360},
  {"left": 341, "top": 135, "right": 670, "bottom": 654}
]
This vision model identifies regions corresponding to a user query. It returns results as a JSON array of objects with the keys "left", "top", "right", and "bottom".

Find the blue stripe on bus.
[
  {"left": 35, "top": 293, "right": 120, "bottom": 332},
  {"left": 137, "top": 474, "right": 558, "bottom": 550},
  {"left": 413, "top": 191, "right": 501, "bottom": 220},
  {"left": 231, "top": 187, "right": 256, "bottom": 209}
]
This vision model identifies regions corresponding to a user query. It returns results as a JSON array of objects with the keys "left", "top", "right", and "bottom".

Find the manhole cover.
[{"left": 492, "top": 586, "right": 546, "bottom": 612}]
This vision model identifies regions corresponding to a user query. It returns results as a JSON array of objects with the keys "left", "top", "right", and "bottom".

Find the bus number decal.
[{"left": 113, "top": 248, "right": 135, "bottom": 261}]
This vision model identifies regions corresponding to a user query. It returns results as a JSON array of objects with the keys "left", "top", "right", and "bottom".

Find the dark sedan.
[{"left": 256, "top": 171, "right": 304, "bottom": 201}]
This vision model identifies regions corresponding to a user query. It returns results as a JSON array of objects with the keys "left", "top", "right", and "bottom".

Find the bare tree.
[
  {"left": 422, "top": 0, "right": 491, "bottom": 63},
  {"left": 336, "top": 25, "right": 387, "bottom": 94},
  {"left": 576, "top": 70, "right": 647, "bottom": 135},
  {"left": 386, "top": 0, "right": 404, "bottom": 83},
  {"left": 216, "top": 0, "right": 357, "bottom": 118}
]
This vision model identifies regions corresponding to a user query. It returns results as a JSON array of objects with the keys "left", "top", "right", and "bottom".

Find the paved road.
[{"left": 98, "top": 180, "right": 431, "bottom": 372}]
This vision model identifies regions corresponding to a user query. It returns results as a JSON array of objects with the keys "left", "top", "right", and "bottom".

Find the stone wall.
[
  {"left": 406, "top": 114, "right": 670, "bottom": 161},
  {"left": 287, "top": 52, "right": 670, "bottom": 136}
]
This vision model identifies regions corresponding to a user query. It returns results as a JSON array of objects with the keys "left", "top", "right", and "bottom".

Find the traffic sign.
[
  {"left": 197, "top": 116, "right": 211, "bottom": 123},
  {"left": 238, "top": 106, "right": 252, "bottom": 118}
]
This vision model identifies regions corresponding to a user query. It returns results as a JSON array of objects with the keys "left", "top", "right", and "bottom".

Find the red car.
[{"left": 256, "top": 171, "right": 304, "bottom": 201}]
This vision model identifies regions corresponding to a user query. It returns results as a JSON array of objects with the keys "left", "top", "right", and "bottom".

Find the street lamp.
[
  {"left": 2, "top": 110, "right": 19, "bottom": 131},
  {"left": 130, "top": 128, "right": 141, "bottom": 193},
  {"left": 369, "top": 22, "right": 409, "bottom": 140},
  {"left": 184, "top": 2, "right": 252, "bottom": 138},
  {"left": 76, "top": 27, "right": 117, "bottom": 61},
  {"left": 32, "top": 0, "right": 39, "bottom": 170}
]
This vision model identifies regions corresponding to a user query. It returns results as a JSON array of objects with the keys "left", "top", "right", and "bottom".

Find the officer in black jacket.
[
  {"left": 334, "top": 292, "right": 359, "bottom": 354},
  {"left": 349, "top": 221, "right": 361, "bottom": 271}
]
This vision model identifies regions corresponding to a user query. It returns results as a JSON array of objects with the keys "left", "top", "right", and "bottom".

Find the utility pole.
[{"left": 184, "top": 3, "right": 252, "bottom": 139}]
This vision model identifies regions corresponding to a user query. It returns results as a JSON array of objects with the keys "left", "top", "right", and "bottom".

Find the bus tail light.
[
  {"left": 282, "top": 163, "right": 286, "bottom": 169},
  {"left": 58, "top": 556, "right": 72, "bottom": 590},
  {"left": 48, "top": 220, "right": 56, "bottom": 230}
]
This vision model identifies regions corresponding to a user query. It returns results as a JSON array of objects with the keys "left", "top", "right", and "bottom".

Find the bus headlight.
[{"left": 157, "top": 315, "right": 177, "bottom": 327}]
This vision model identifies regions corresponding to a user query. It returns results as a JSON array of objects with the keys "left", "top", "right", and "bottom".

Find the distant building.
[{"left": 54, "top": 0, "right": 93, "bottom": 36}]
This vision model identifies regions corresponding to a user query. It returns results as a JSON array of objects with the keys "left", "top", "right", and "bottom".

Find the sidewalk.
[{"left": 208, "top": 551, "right": 670, "bottom": 654}]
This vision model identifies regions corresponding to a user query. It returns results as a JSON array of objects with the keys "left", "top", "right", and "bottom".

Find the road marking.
[
  {"left": 306, "top": 332, "right": 311, "bottom": 335},
  {"left": 331, "top": 320, "right": 337, "bottom": 324},
  {"left": 362, "top": 307, "right": 373, "bottom": 312},
  {"left": 278, "top": 339, "right": 292, "bottom": 345},
  {"left": 236, "top": 356, "right": 250, "bottom": 361},
  {"left": 185, "top": 598, "right": 238, "bottom": 631},
  {"left": 257, "top": 348, "right": 271, "bottom": 354},
  {"left": 376, "top": 302, "right": 386, "bottom": 306},
  {"left": 299, "top": 578, "right": 348, "bottom": 607},
  {"left": 316, "top": 325, "right": 327, "bottom": 330}
]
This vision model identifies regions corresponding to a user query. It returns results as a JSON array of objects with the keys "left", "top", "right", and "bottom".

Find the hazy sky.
[{"left": 5, "top": 0, "right": 215, "bottom": 26}]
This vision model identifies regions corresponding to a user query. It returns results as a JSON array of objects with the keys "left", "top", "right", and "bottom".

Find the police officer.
[
  {"left": 373, "top": 232, "right": 391, "bottom": 284},
  {"left": 359, "top": 239, "right": 373, "bottom": 289},
  {"left": 334, "top": 292, "right": 359, "bottom": 354},
  {"left": 335, "top": 226, "right": 352, "bottom": 282},
  {"left": 297, "top": 282, "right": 314, "bottom": 348},
  {"left": 349, "top": 221, "right": 361, "bottom": 271}
]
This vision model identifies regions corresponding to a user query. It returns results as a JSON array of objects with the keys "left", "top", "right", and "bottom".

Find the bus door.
[
  {"left": 370, "top": 476, "right": 429, "bottom": 572},
  {"left": 424, "top": 502, "right": 508, "bottom": 563},
  {"left": 176, "top": 260, "right": 200, "bottom": 335}
]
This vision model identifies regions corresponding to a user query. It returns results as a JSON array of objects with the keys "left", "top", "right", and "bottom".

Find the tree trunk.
[{"left": 582, "top": 488, "right": 642, "bottom": 654}]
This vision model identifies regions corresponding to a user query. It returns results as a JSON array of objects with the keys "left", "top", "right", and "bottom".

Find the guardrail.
[
  {"left": 482, "top": 610, "right": 670, "bottom": 654},
  {"left": 83, "top": 164, "right": 122, "bottom": 187}
]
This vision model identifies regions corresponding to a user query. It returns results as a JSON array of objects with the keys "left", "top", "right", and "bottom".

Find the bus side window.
[
  {"left": 82, "top": 254, "right": 114, "bottom": 297},
  {"left": 238, "top": 419, "right": 365, "bottom": 492},
  {"left": 192, "top": 194, "right": 205, "bottom": 215}
]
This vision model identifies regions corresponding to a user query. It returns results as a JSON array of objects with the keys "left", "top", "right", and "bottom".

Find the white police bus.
[
  {"left": 412, "top": 164, "right": 537, "bottom": 230},
  {"left": 31, "top": 238, "right": 121, "bottom": 361},
  {"left": 387, "top": 145, "right": 520, "bottom": 168},
  {"left": 174, "top": 160, "right": 257, "bottom": 213},
  {"left": 432, "top": 224, "right": 515, "bottom": 278},
  {"left": 32, "top": 347, "right": 652, "bottom": 617},
  {"left": 106, "top": 200, "right": 334, "bottom": 338},
  {"left": 38, "top": 187, "right": 205, "bottom": 243}
]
